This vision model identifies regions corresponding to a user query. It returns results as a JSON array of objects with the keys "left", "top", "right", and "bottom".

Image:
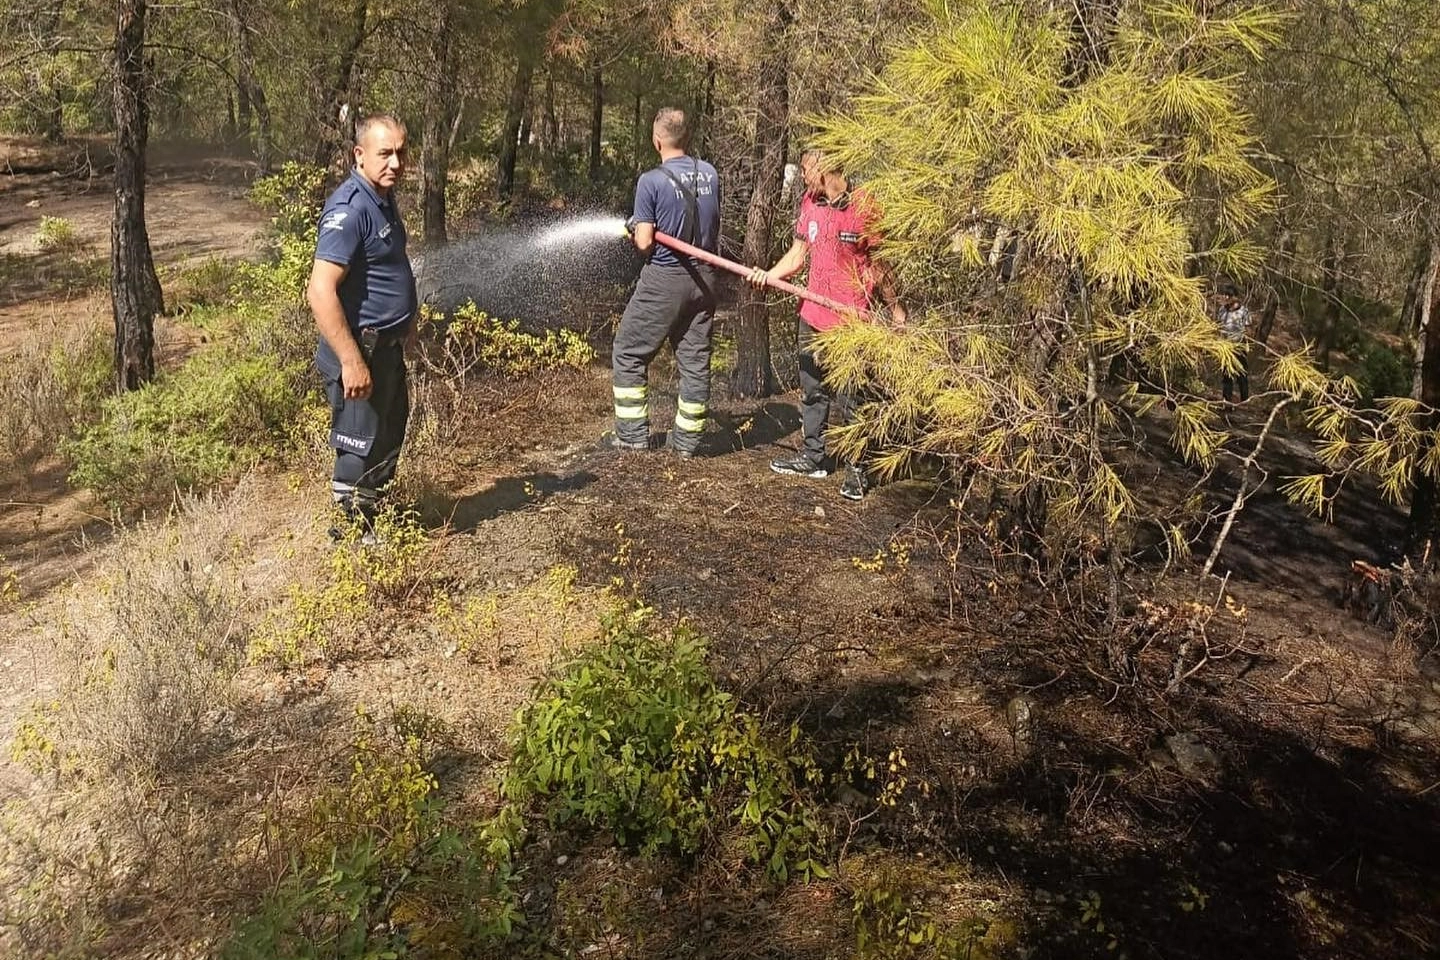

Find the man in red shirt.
[{"left": 748, "top": 149, "right": 905, "bottom": 500}]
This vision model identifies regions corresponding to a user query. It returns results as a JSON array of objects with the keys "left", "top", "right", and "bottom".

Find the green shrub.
[
  {"left": 851, "top": 859, "right": 1011, "bottom": 960},
  {"left": 250, "top": 161, "right": 328, "bottom": 239},
  {"left": 422, "top": 302, "right": 596, "bottom": 381},
  {"left": 65, "top": 349, "right": 309, "bottom": 507},
  {"left": 225, "top": 708, "right": 521, "bottom": 960},
  {"left": 249, "top": 508, "right": 434, "bottom": 668},
  {"left": 504, "top": 615, "right": 829, "bottom": 881},
  {"left": 35, "top": 215, "right": 83, "bottom": 252},
  {"left": 167, "top": 256, "right": 244, "bottom": 316},
  {"left": 1357, "top": 343, "right": 1411, "bottom": 402}
]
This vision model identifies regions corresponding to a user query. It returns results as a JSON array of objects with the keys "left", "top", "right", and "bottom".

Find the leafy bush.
[
  {"left": 167, "top": 255, "right": 245, "bottom": 316},
  {"left": 35, "top": 215, "right": 82, "bottom": 252},
  {"left": 851, "top": 859, "right": 1013, "bottom": 960},
  {"left": 504, "top": 615, "right": 829, "bottom": 880},
  {"left": 249, "top": 161, "right": 328, "bottom": 239},
  {"left": 225, "top": 708, "right": 521, "bottom": 960},
  {"left": 421, "top": 302, "right": 596, "bottom": 381},
  {"left": 249, "top": 508, "right": 433, "bottom": 668},
  {"left": 0, "top": 319, "right": 110, "bottom": 466},
  {"left": 65, "top": 348, "right": 308, "bottom": 507},
  {"left": 1356, "top": 343, "right": 1410, "bottom": 402}
]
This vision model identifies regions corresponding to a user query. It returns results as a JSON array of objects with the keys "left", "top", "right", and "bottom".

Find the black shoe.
[
  {"left": 601, "top": 432, "right": 650, "bottom": 453},
  {"left": 328, "top": 503, "right": 379, "bottom": 545},
  {"left": 669, "top": 430, "right": 702, "bottom": 459},
  {"left": 770, "top": 454, "right": 829, "bottom": 478},
  {"left": 840, "top": 465, "right": 870, "bottom": 501}
]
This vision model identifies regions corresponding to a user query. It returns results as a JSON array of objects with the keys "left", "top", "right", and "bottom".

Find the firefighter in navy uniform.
[
  {"left": 609, "top": 106, "right": 722, "bottom": 457},
  {"left": 306, "top": 113, "right": 417, "bottom": 542}
]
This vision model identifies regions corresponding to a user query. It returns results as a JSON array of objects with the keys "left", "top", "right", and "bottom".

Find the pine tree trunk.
[
  {"left": 1255, "top": 225, "right": 1293, "bottom": 345},
  {"left": 422, "top": 0, "right": 456, "bottom": 242},
  {"left": 631, "top": 81, "right": 643, "bottom": 175},
  {"left": 1407, "top": 216, "right": 1440, "bottom": 547},
  {"left": 112, "top": 0, "right": 163, "bottom": 393},
  {"left": 35, "top": 1, "right": 66, "bottom": 142},
  {"left": 696, "top": 60, "right": 716, "bottom": 156},
  {"left": 228, "top": 0, "right": 271, "bottom": 171},
  {"left": 497, "top": 55, "right": 535, "bottom": 202},
  {"left": 542, "top": 72, "right": 558, "bottom": 151},
  {"left": 731, "top": 9, "right": 790, "bottom": 400},
  {"left": 1406, "top": 229, "right": 1439, "bottom": 399},
  {"left": 1318, "top": 230, "right": 1343, "bottom": 370},
  {"left": 588, "top": 68, "right": 603, "bottom": 185},
  {"left": 313, "top": 0, "right": 369, "bottom": 170}
]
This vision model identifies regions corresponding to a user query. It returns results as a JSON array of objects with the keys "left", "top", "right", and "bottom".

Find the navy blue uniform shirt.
[
  {"left": 631, "top": 155, "right": 720, "bottom": 268},
  {"left": 314, "top": 170, "right": 417, "bottom": 332}
]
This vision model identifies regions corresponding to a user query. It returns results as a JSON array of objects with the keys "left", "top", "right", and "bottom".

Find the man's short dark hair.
[
  {"left": 356, "top": 113, "right": 406, "bottom": 146},
  {"left": 653, "top": 107, "right": 689, "bottom": 149}
]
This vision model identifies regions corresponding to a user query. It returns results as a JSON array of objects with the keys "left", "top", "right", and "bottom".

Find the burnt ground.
[
  {"left": 1, "top": 149, "right": 1438, "bottom": 958},
  {"left": 515, "top": 365, "right": 1440, "bottom": 960}
]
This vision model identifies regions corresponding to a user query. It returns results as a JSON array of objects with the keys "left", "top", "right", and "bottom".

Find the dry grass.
[{"left": 0, "top": 317, "right": 109, "bottom": 470}]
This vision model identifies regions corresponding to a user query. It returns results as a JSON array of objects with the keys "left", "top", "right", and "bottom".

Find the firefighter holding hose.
[
  {"left": 748, "top": 149, "right": 905, "bottom": 500},
  {"left": 609, "top": 106, "right": 722, "bottom": 457}
]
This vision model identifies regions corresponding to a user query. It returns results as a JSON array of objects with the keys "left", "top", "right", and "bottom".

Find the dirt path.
[{"left": 0, "top": 139, "right": 267, "bottom": 349}]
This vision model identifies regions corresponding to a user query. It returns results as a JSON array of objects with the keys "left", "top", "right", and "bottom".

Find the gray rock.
[
  {"left": 1164, "top": 732, "right": 1221, "bottom": 780},
  {"left": 1007, "top": 695, "right": 1038, "bottom": 755}
]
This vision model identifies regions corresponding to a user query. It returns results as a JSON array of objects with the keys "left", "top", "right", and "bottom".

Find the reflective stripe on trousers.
[
  {"left": 614, "top": 384, "right": 648, "bottom": 421},
  {"left": 674, "top": 397, "right": 706, "bottom": 433}
]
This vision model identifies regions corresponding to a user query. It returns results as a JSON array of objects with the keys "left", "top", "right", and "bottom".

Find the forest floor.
[{"left": 1, "top": 143, "right": 1438, "bottom": 960}]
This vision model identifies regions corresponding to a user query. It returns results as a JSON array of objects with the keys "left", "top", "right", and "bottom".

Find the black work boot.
[
  {"left": 840, "top": 465, "right": 870, "bottom": 501},
  {"left": 770, "top": 454, "right": 829, "bottom": 478},
  {"left": 669, "top": 429, "right": 702, "bottom": 460},
  {"left": 601, "top": 431, "right": 651, "bottom": 453},
  {"left": 328, "top": 502, "right": 379, "bottom": 546}
]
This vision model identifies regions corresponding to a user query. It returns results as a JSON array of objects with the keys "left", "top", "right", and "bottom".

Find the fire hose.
[{"left": 651, "top": 230, "right": 875, "bottom": 322}]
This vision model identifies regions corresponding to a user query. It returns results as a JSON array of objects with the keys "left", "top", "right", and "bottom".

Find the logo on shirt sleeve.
[
  {"left": 807, "top": 220, "right": 819, "bottom": 243},
  {"left": 321, "top": 211, "right": 349, "bottom": 232}
]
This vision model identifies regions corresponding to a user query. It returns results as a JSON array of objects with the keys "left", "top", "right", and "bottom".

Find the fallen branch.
[{"left": 1203, "top": 397, "right": 1294, "bottom": 577}]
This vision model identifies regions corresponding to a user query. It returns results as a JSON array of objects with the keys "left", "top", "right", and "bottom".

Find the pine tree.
[{"left": 809, "top": 0, "right": 1284, "bottom": 566}]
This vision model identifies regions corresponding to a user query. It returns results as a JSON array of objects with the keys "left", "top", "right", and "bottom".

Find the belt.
[{"left": 358, "top": 326, "right": 407, "bottom": 358}]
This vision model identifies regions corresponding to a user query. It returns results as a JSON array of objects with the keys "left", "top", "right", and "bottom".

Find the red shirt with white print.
[{"left": 795, "top": 188, "right": 881, "bottom": 331}]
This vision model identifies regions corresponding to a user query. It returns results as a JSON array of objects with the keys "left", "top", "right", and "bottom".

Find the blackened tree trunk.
[
  {"left": 732, "top": 8, "right": 790, "bottom": 399},
  {"left": 497, "top": 54, "right": 535, "bottom": 202},
  {"left": 1255, "top": 224, "right": 1294, "bottom": 345},
  {"left": 1406, "top": 215, "right": 1440, "bottom": 547},
  {"left": 696, "top": 60, "right": 716, "bottom": 156},
  {"left": 312, "top": 0, "right": 368, "bottom": 170},
  {"left": 112, "top": 0, "right": 164, "bottom": 392},
  {"left": 35, "top": 1, "right": 66, "bottom": 142},
  {"left": 227, "top": 0, "right": 271, "bottom": 171},
  {"left": 1318, "top": 230, "right": 1343, "bottom": 370},
  {"left": 422, "top": 0, "right": 457, "bottom": 241},
  {"left": 588, "top": 68, "right": 603, "bottom": 185},
  {"left": 542, "top": 71, "right": 558, "bottom": 151}
]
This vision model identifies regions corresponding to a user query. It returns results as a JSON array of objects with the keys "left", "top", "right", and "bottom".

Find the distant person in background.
[
  {"left": 1216, "top": 287, "right": 1251, "bottom": 403},
  {"left": 748, "top": 148, "right": 905, "bottom": 501},
  {"left": 307, "top": 113, "right": 417, "bottom": 543},
  {"left": 609, "top": 106, "right": 722, "bottom": 458}
]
